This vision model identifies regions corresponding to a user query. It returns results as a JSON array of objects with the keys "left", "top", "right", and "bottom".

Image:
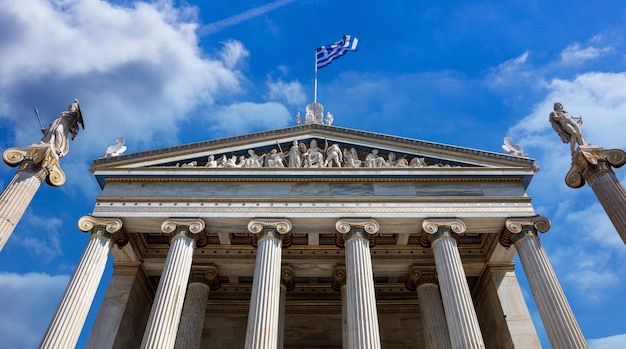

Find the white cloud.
[
  {"left": 208, "top": 102, "right": 291, "bottom": 135},
  {"left": 0, "top": 272, "right": 70, "bottom": 349},
  {"left": 589, "top": 333, "right": 626, "bottom": 349},
  {"left": 488, "top": 51, "right": 530, "bottom": 86},
  {"left": 267, "top": 78, "right": 307, "bottom": 107},
  {"left": 560, "top": 43, "right": 613, "bottom": 64},
  {"left": 507, "top": 72, "right": 626, "bottom": 301},
  {"left": 202, "top": 0, "right": 296, "bottom": 35},
  {"left": 220, "top": 40, "right": 250, "bottom": 70},
  {"left": 0, "top": 0, "right": 246, "bottom": 153}
]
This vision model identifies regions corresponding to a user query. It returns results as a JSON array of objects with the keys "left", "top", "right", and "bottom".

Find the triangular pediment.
[{"left": 90, "top": 124, "right": 536, "bottom": 189}]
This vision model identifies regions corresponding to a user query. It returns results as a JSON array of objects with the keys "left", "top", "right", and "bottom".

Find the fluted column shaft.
[
  {"left": 0, "top": 162, "right": 46, "bottom": 250},
  {"left": 40, "top": 216, "right": 122, "bottom": 349},
  {"left": 510, "top": 225, "right": 587, "bottom": 349},
  {"left": 416, "top": 274, "right": 452, "bottom": 349},
  {"left": 245, "top": 219, "right": 292, "bottom": 349},
  {"left": 585, "top": 163, "right": 626, "bottom": 244},
  {"left": 141, "top": 219, "right": 204, "bottom": 349},
  {"left": 336, "top": 219, "right": 381, "bottom": 349},
  {"left": 566, "top": 147, "right": 626, "bottom": 244},
  {"left": 423, "top": 220, "right": 485, "bottom": 349},
  {"left": 174, "top": 282, "right": 210, "bottom": 349},
  {"left": 174, "top": 265, "right": 218, "bottom": 349},
  {"left": 278, "top": 284, "right": 287, "bottom": 349}
]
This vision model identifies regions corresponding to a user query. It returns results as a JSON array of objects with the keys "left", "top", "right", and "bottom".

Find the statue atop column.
[
  {"left": 549, "top": 102, "right": 587, "bottom": 155},
  {"left": 40, "top": 99, "right": 85, "bottom": 158},
  {"left": 550, "top": 102, "right": 626, "bottom": 245},
  {"left": 0, "top": 99, "right": 85, "bottom": 251}
]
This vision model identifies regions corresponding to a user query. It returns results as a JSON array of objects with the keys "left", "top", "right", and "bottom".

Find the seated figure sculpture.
[{"left": 304, "top": 140, "right": 324, "bottom": 167}]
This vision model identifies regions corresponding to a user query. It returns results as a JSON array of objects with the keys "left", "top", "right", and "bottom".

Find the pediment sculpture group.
[{"left": 178, "top": 139, "right": 458, "bottom": 169}]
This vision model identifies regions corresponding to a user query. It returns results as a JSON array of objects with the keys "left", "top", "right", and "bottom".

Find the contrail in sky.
[{"left": 203, "top": 0, "right": 296, "bottom": 35}]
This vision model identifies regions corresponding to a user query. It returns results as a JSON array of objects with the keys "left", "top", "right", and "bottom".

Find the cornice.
[{"left": 90, "top": 124, "right": 535, "bottom": 171}]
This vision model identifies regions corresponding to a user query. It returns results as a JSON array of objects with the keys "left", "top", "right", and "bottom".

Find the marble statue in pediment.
[
  {"left": 324, "top": 143, "right": 343, "bottom": 167},
  {"left": 304, "top": 139, "right": 324, "bottom": 168},
  {"left": 365, "top": 149, "right": 386, "bottom": 168},
  {"left": 344, "top": 148, "right": 362, "bottom": 168}
]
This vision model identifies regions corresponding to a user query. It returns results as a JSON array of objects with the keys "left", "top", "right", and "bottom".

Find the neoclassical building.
[{"left": 39, "top": 122, "right": 587, "bottom": 349}]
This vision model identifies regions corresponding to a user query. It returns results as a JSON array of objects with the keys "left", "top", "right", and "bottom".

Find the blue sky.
[{"left": 1, "top": 0, "right": 626, "bottom": 347}]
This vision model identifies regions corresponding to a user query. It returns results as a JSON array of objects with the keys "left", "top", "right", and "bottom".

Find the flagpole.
[{"left": 314, "top": 49, "right": 318, "bottom": 103}]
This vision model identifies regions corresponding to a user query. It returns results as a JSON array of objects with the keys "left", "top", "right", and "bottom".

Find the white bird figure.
[
  {"left": 105, "top": 138, "right": 127, "bottom": 157},
  {"left": 502, "top": 137, "right": 526, "bottom": 157}
]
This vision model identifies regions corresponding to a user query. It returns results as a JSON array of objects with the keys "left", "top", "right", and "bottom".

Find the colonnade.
[{"left": 39, "top": 215, "right": 587, "bottom": 349}]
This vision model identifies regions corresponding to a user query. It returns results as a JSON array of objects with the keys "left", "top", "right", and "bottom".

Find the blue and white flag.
[{"left": 315, "top": 35, "right": 358, "bottom": 69}]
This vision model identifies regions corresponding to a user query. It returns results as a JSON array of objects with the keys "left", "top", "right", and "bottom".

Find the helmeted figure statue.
[
  {"left": 549, "top": 102, "right": 587, "bottom": 154},
  {"left": 40, "top": 99, "right": 84, "bottom": 158}
]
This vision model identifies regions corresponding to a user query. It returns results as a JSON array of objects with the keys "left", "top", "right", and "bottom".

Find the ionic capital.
[
  {"left": 78, "top": 216, "right": 123, "bottom": 242},
  {"left": 248, "top": 219, "right": 292, "bottom": 235},
  {"left": 161, "top": 218, "right": 205, "bottom": 240},
  {"left": 189, "top": 265, "right": 221, "bottom": 290},
  {"left": 405, "top": 266, "right": 438, "bottom": 291},
  {"left": 335, "top": 218, "right": 380, "bottom": 235},
  {"left": 332, "top": 265, "right": 346, "bottom": 291},
  {"left": 566, "top": 146, "right": 626, "bottom": 188},
  {"left": 3, "top": 145, "right": 66, "bottom": 186},
  {"left": 500, "top": 215, "right": 551, "bottom": 247},
  {"left": 281, "top": 265, "right": 295, "bottom": 291},
  {"left": 419, "top": 219, "right": 465, "bottom": 247}
]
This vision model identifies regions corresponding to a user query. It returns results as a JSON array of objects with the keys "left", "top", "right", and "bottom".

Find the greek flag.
[{"left": 315, "top": 35, "right": 359, "bottom": 69}]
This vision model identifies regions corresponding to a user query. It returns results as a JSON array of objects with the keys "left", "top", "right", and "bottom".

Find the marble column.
[
  {"left": 244, "top": 219, "right": 292, "bottom": 349},
  {"left": 141, "top": 218, "right": 205, "bottom": 349},
  {"left": 332, "top": 266, "right": 348, "bottom": 349},
  {"left": 174, "top": 265, "right": 219, "bottom": 349},
  {"left": 278, "top": 266, "right": 294, "bottom": 349},
  {"left": 39, "top": 216, "right": 123, "bottom": 349},
  {"left": 0, "top": 145, "right": 65, "bottom": 251},
  {"left": 566, "top": 146, "right": 626, "bottom": 244},
  {"left": 504, "top": 216, "right": 587, "bottom": 349},
  {"left": 421, "top": 219, "right": 485, "bottom": 349},
  {"left": 407, "top": 267, "right": 451, "bottom": 349},
  {"left": 335, "top": 218, "right": 381, "bottom": 349}
]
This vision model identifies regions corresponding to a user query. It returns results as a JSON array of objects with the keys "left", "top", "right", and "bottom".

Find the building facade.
[{"left": 40, "top": 124, "right": 586, "bottom": 348}]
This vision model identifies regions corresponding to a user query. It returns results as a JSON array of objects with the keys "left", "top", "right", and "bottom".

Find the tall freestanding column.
[
  {"left": 0, "top": 145, "right": 66, "bottom": 251},
  {"left": 2, "top": 99, "right": 84, "bottom": 251},
  {"left": 502, "top": 216, "right": 587, "bottom": 349},
  {"left": 244, "top": 219, "right": 292, "bottom": 349},
  {"left": 420, "top": 219, "right": 485, "bottom": 349},
  {"left": 335, "top": 218, "right": 381, "bottom": 349},
  {"left": 406, "top": 267, "right": 451, "bottom": 349},
  {"left": 174, "top": 265, "right": 220, "bottom": 349},
  {"left": 40, "top": 216, "right": 124, "bottom": 349},
  {"left": 141, "top": 219, "right": 205, "bottom": 349},
  {"left": 565, "top": 146, "right": 626, "bottom": 244}
]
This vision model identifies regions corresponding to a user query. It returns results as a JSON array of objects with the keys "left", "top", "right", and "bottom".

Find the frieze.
[{"left": 92, "top": 204, "right": 535, "bottom": 214}]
